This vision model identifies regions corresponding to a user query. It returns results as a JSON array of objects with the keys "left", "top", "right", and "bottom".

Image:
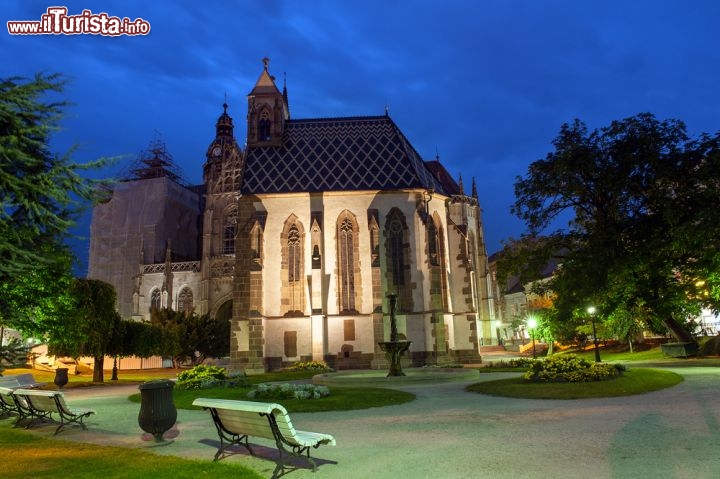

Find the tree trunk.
[
  {"left": 662, "top": 317, "right": 696, "bottom": 343},
  {"left": 93, "top": 355, "right": 104, "bottom": 382}
]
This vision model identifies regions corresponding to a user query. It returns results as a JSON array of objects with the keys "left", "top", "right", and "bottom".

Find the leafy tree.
[
  {"left": 51, "top": 279, "right": 122, "bottom": 382},
  {"left": 0, "top": 241, "right": 75, "bottom": 338},
  {"left": 149, "top": 308, "right": 230, "bottom": 367},
  {"left": 504, "top": 113, "right": 720, "bottom": 343},
  {"left": 193, "top": 313, "right": 230, "bottom": 363},
  {"left": 121, "top": 319, "right": 164, "bottom": 359},
  {"left": 148, "top": 308, "right": 186, "bottom": 367}
]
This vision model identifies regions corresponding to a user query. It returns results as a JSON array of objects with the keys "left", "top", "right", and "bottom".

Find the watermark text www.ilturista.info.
[{"left": 7, "top": 7, "right": 150, "bottom": 36}]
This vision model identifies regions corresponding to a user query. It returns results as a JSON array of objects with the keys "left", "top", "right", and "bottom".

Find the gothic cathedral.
[{"left": 88, "top": 60, "right": 497, "bottom": 371}]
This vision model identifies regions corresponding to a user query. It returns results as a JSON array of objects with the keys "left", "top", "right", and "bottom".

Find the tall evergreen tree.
[{"left": 0, "top": 73, "right": 112, "bottom": 337}]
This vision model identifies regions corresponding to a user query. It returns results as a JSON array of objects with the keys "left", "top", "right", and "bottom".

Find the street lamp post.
[
  {"left": 587, "top": 306, "right": 601, "bottom": 362},
  {"left": 527, "top": 316, "right": 537, "bottom": 359}
]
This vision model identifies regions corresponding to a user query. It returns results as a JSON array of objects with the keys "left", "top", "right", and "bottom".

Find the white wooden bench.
[
  {"left": 12, "top": 389, "right": 95, "bottom": 434},
  {"left": 0, "top": 373, "right": 45, "bottom": 389},
  {"left": 192, "top": 398, "right": 335, "bottom": 476}
]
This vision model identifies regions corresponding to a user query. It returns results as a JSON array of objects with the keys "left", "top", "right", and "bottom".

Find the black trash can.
[
  {"left": 54, "top": 368, "right": 69, "bottom": 389},
  {"left": 138, "top": 379, "right": 177, "bottom": 442}
]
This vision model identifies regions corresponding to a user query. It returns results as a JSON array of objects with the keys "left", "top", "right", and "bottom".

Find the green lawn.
[
  {"left": 0, "top": 424, "right": 263, "bottom": 479},
  {"left": 561, "top": 346, "right": 667, "bottom": 362},
  {"left": 467, "top": 368, "right": 683, "bottom": 399},
  {"left": 130, "top": 384, "right": 415, "bottom": 412}
]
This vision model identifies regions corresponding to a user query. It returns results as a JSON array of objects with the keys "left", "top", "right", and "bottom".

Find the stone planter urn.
[
  {"left": 54, "top": 368, "right": 69, "bottom": 389},
  {"left": 137, "top": 379, "right": 177, "bottom": 442}
]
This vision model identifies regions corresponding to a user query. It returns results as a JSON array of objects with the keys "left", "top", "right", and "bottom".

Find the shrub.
[
  {"left": 288, "top": 360, "right": 331, "bottom": 372},
  {"left": 177, "top": 364, "right": 247, "bottom": 390},
  {"left": 422, "top": 363, "right": 464, "bottom": 368},
  {"left": 247, "top": 383, "right": 331, "bottom": 400},
  {"left": 508, "top": 358, "right": 537, "bottom": 368},
  {"left": 523, "top": 354, "right": 625, "bottom": 383}
]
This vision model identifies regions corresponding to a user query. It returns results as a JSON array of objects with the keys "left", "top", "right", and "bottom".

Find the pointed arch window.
[
  {"left": 223, "top": 209, "right": 238, "bottom": 255},
  {"left": 258, "top": 109, "right": 271, "bottom": 141},
  {"left": 467, "top": 232, "right": 479, "bottom": 312},
  {"left": 282, "top": 219, "right": 304, "bottom": 315},
  {"left": 288, "top": 225, "right": 301, "bottom": 283},
  {"left": 388, "top": 218, "right": 405, "bottom": 286},
  {"left": 338, "top": 217, "right": 356, "bottom": 312},
  {"left": 369, "top": 222, "right": 380, "bottom": 267},
  {"left": 385, "top": 208, "right": 412, "bottom": 311},
  {"left": 177, "top": 287, "right": 194, "bottom": 315},
  {"left": 150, "top": 288, "right": 161, "bottom": 312},
  {"left": 250, "top": 221, "right": 263, "bottom": 269},
  {"left": 428, "top": 219, "right": 439, "bottom": 266}
]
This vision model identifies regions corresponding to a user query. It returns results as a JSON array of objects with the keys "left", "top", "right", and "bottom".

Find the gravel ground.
[{"left": 32, "top": 366, "right": 720, "bottom": 479}]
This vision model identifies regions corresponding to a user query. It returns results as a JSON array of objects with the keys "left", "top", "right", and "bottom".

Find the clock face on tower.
[{"left": 212, "top": 146, "right": 222, "bottom": 157}]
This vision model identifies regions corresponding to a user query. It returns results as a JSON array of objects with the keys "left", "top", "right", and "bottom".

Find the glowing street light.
[
  {"left": 587, "top": 306, "right": 601, "bottom": 363},
  {"left": 527, "top": 316, "right": 538, "bottom": 359}
]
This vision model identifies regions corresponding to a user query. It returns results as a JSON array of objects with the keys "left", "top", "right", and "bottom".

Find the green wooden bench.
[
  {"left": 192, "top": 398, "right": 335, "bottom": 477},
  {"left": 12, "top": 389, "right": 95, "bottom": 434}
]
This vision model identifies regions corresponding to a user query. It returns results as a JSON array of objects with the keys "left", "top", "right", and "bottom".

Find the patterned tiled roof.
[
  {"left": 424, "top": 160, "right": 461, "bottom": 195},
  {"left": 241, "top": 116, "right": 448, "bottom": 194}
]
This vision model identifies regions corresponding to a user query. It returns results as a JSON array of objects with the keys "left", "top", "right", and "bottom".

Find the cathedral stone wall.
[{"left": 88, "top": 177, "right": 201, "bottom": 319}]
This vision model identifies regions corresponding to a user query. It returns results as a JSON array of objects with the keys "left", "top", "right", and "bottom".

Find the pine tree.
[{"left": 0, "top": 73, "right": 113, "bottom": 335}]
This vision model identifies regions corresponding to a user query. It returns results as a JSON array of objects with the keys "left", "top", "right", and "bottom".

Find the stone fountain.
[{"left": 378, "top": 292, "right": 412, "bottom": 376}]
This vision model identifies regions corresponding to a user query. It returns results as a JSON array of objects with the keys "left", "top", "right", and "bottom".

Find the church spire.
[
  {"left": 283, "top": 71, "right": 290, "bottom": 119},
  {"left": 215, "top": 99, "right": 234, "bottom": 138},
  {"left": 458, "top": 174, "right": 464, "bottom": 195},
  {"left": 471, "top": 177, "right": 478, "bottom": 199}
]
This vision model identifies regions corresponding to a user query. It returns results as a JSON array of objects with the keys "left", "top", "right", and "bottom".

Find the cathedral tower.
[
  {"left": 199, "top": 103, "right": 244, "bottom": 319},
  {"left": 246, "top": 57, "right": 289, "bottom": 147}
]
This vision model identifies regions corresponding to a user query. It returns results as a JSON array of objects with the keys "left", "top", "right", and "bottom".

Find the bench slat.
[
  {"left": 215, "top": 409, "right": 276, "bottom": 440},
  {"left": 193, "top": 398, "right": 283, "bottom": 414}
]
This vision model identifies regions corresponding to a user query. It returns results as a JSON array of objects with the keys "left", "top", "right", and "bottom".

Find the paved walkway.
[{"left": 22, "top": 367, "right": 720, "bottom": 478}]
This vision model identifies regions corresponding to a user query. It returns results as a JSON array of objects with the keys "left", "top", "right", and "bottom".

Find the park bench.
[
  {"left": 0, "top": 387, "right": 21, "bottom": 420},
  {"left": 192, "top": 398, "right": 335, "bottom": 477},
  {"left": 0, "top": 373, "right": 46, "bottom": 389},
  {"left": 11, "top": 389, "right": 95, "bottom": 434},
  {"left": 0, "top": 386, "right": 37, "bottom": 424}
]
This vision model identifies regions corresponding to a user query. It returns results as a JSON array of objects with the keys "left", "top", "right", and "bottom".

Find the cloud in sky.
[{"left": 3, "top": 0, "right": 720, "bottom": 271}]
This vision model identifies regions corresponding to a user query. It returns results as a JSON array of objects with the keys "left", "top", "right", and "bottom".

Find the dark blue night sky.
[{"left": 3, "top": 1, "right": 719, "bottom": 273}]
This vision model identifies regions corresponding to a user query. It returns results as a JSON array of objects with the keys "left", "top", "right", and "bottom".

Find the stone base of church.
[
  {"left": 326, "top": 352, "right": 374, "bottom": 370},
  {"left": 229, "top": 351, "right": 266, "bottom": 375},
  {"left": 450, "top": 348, "right": 483, "bottom": 364},
  {"left": 230, "top": 348, "right": 481, "bottom": 373}
]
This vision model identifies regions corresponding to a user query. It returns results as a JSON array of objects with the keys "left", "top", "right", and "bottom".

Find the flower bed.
[
  {"left": 176, "top": 365, "right": 247, "bottom": 390},
  {"left": 247, "top": 383, "right": 331, "bottom": 400},
  {"left": 288, "top": 360, "right": 332, "bottom": 372},
  {"left": 523, "top": 354, "right": 625, "bottom": 383}
]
